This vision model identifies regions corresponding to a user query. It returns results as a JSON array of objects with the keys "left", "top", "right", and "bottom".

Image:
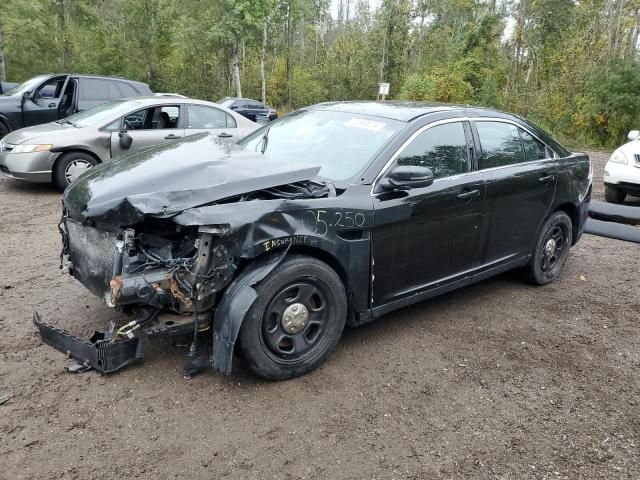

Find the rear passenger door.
[
  {"left": 185, "top": 104, "right": 239, "bottom": 141},
  {"left": 473, "top": 120, "right": 557, "bottom": 268}
]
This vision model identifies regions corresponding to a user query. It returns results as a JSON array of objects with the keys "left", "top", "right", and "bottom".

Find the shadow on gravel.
[{"left": 0, "top": 178, "right": 59, "bottom": 195}]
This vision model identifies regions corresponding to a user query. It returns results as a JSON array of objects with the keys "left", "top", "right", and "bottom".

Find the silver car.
[{"left": 0, "top": 97, "right": 258, "bottom": 190}]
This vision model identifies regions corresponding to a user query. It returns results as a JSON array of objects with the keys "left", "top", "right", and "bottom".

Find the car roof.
[
  {"left": 307, "top": 101, "right": 506, "bottom": 122},
  {"left": 221, "top": 97, "right": 263, "bottom": 103},
  {"left": 121, "top": 96, "right": 228, "bottom": 106},
  {"left": 42, "top": 73, "right": 150, "bottom": 89}
]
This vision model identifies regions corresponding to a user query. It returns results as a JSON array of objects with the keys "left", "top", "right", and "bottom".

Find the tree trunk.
[
  {"left": 286, "top": 3, "right": 292, "bottom": 108},
  {"left": 0, "top": 26, "right": 6, "bottom": 82},
  {"left": 57, "top": 0, "right": 71, "bottom": 70},
  {"left": 230, "top": 37, "right": 242, "bottom": 98},
  {"left": 260, "top": 19, "right": 268, "bottom": 104},
  {"left": 627, "top": 9, "right": 640, "bottom": 60}
]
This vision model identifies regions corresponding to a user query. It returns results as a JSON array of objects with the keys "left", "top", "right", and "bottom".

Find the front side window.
[
  {"left": 34, "top": 77, "right": 67, "bottom": 101},
  {"left": 476, "top": 121, "right": 524, "bottom": 169},
  {"left": 187, "top": 105, "right": 235, "bottom": 129},
  {"left": 123, "top": 105, "right": 180, "bottom": 130},
  {"left": 396, "top": 122, "right": 469, "bottom": 179}
]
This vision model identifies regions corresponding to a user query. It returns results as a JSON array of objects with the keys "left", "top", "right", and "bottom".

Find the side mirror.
[
  {"left": 380, "top": 165, "right": 435, "bottom": 191},
  {"left": 628, "top": 130, "right": 639, "bottom": 141},
  {"left": 21, "top": 91, "right": 31, "bottom": 105},
  {"left": 119, "top": 131, "right": 133, "bottom": 150}
]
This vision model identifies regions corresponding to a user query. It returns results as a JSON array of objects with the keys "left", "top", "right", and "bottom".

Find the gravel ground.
[{"left": 0, "top": 151, "right": 639, "bottom": 480}]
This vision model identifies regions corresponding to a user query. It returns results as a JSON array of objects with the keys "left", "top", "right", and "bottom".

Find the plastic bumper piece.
[{"left": 32, "top": 311, "right": 142, "bottom": 373}]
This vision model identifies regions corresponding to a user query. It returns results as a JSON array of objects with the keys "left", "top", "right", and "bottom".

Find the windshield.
[
  {"left": 62, "top": 100, "right": 142, "bottom": 127},
  {"left": 238, "top": 110, "right": 403, "bottom": 181},
  {"left": 2, "top": 75, "right": 49, "bottom": 96}
]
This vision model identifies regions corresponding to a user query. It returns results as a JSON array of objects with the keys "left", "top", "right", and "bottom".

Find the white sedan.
[{"left": 604, "top": 130, "right": 640, "bottom": 203}]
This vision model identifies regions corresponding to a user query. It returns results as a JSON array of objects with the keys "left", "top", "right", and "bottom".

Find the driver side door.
[
  {"left": 22, "top": 75, "right": 70, "bottom": 126},
  {"left": 110, "top": 104, "right": 185, "bottom": 158},
  {"left": 371, "top": 120, "right": 485, "bottom": 308}
]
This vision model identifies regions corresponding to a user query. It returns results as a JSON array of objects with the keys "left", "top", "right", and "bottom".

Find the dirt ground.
[{"left": 0, "top": 151, "right": 638, "bottom": 480}]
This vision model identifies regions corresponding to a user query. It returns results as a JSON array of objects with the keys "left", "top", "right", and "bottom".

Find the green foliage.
[{"left": 1, "top": 0, "right": 638, "bottom": 147}]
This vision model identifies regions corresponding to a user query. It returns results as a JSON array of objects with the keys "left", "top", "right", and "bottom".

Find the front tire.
[
  {"left": 238, "top": 255, "right": 347, "bottom": 380},
  {"left": 524, "top": 211, "right": 573, "bottom": 286},
  {"left": 604, "top": 185, "right": 626, "bottom": 203},
  {"left": 53, "top": 151, "right": 98, "bottom": 191}
]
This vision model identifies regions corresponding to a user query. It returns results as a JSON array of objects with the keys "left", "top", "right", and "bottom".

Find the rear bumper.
[{"left": 33, "top": 311, "right": 142, "bottom": 373}]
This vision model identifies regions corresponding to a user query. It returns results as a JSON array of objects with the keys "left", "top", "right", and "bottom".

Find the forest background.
[{"left": 1, "top": 0, "right": 640, "bottom": 147}]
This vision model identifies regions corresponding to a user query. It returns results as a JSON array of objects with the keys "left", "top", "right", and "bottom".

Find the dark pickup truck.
[{"left": 0, "top": 74, "right": 152, "bottom": 138}]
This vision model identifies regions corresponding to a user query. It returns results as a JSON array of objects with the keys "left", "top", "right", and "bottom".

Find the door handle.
[
  {"left": 538, "top": 175, "right": 555, "bottom": 183},
  {"left": 164, "top": 134, "right": 181, "bottom": 139},
  {"left": 48, "top": 103, "right": 56, "bottom": 108},
  {"left": 457, "top": 189, "right": 480, "bottom": 200},
  {"left": 218, "top": 132, "right": 233, "bottom": 138}
]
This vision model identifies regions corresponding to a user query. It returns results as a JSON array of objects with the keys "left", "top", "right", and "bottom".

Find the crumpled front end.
[{"left": 61, "top": 214, "right": 237, "bottom": 315}]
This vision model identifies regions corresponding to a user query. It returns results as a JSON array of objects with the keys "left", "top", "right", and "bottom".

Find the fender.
[
  {"left": 212, "top": 247, "right": 289, "bottom": 374},
  {"left": 50, "top": 145, "right": 106, "bottom": 163}
]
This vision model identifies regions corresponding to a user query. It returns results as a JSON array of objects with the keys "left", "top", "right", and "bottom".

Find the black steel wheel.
[
  {"left": 238, "top": 255, "right": 347, "bottom": 380},
  {"left": 523, "top": 211, "right": 573, "bottom": 286}
]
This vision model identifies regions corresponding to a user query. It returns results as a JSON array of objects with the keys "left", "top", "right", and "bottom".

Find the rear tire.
[
  {"left": 53, "top": 151, "right": 98, "bottom": 192},
  {"left": 238, "top": 255, "right": 347, "bottom": 380},
  {"left": 523, "top": 211, "right": 573, "bottom": 286},
  {"left": 604, "top": 185, "right": 626, "bottom": 203},
  {"left": 0, "top": 121, "right": 9, "bottom": 140}
]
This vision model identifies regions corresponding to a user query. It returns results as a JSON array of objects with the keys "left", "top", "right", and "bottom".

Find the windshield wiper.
[{"left": 260, "top": 126, "right": 270, "bottom": 154}]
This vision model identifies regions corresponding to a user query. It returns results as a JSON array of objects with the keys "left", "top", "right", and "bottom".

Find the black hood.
[{"left": 63, "top": 133, "right": 321, "bottom": 226}]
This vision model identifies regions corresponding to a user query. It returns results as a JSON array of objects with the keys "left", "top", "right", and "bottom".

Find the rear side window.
[
  {"left": 187, "top": 105, "right": 236, "bottom": 129},
  {"left": 80, "top": 79, "right": 110, "bottom": 101},
  {"left": 476, "top": 121, "right": 524, "bottom": 169},
  {"left": 520, "top": 128, "right": 547, "bottom": 161},
  {"left": 248, "top": 101, "right": 266, "bottom": 110},
  {"left": 108, "top": 82, "right": 122, "bottom": 100},
  {"left": 77, "top": 78, "right": 112, "bottom": 111},
  {"left": 116, "top": 82, "right": 138, "bottom": 97},
  {"left": 396, "top": 122, "right": 469, "bottom": 179}
]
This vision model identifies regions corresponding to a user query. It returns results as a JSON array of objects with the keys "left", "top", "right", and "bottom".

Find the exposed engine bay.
[{"left": 35, "top": 176, "right": 335, "bottom": 377}]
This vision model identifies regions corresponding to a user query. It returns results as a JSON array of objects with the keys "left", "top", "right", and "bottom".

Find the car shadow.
[{"left": 0, "top": 177, "right": 59, "bottom": 195}]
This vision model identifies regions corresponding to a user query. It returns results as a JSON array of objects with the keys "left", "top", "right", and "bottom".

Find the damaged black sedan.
[{"left": 34, "top": 102, "right": 592, "bottom": 380}]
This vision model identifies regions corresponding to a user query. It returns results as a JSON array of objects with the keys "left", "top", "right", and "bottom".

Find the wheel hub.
[
  {"left": 543, "top": 238, "right": 556, "bottom": 258},
  {"left": 65, "top": 160, "right": 92, "bottom": 183},
  {"left": 281, "top": 303, "right": 309, "bottom": 334}
]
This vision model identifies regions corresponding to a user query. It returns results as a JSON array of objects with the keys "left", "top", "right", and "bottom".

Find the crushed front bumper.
[{"left": 33, "top": 312, "right": 142, "bottom": 373}]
